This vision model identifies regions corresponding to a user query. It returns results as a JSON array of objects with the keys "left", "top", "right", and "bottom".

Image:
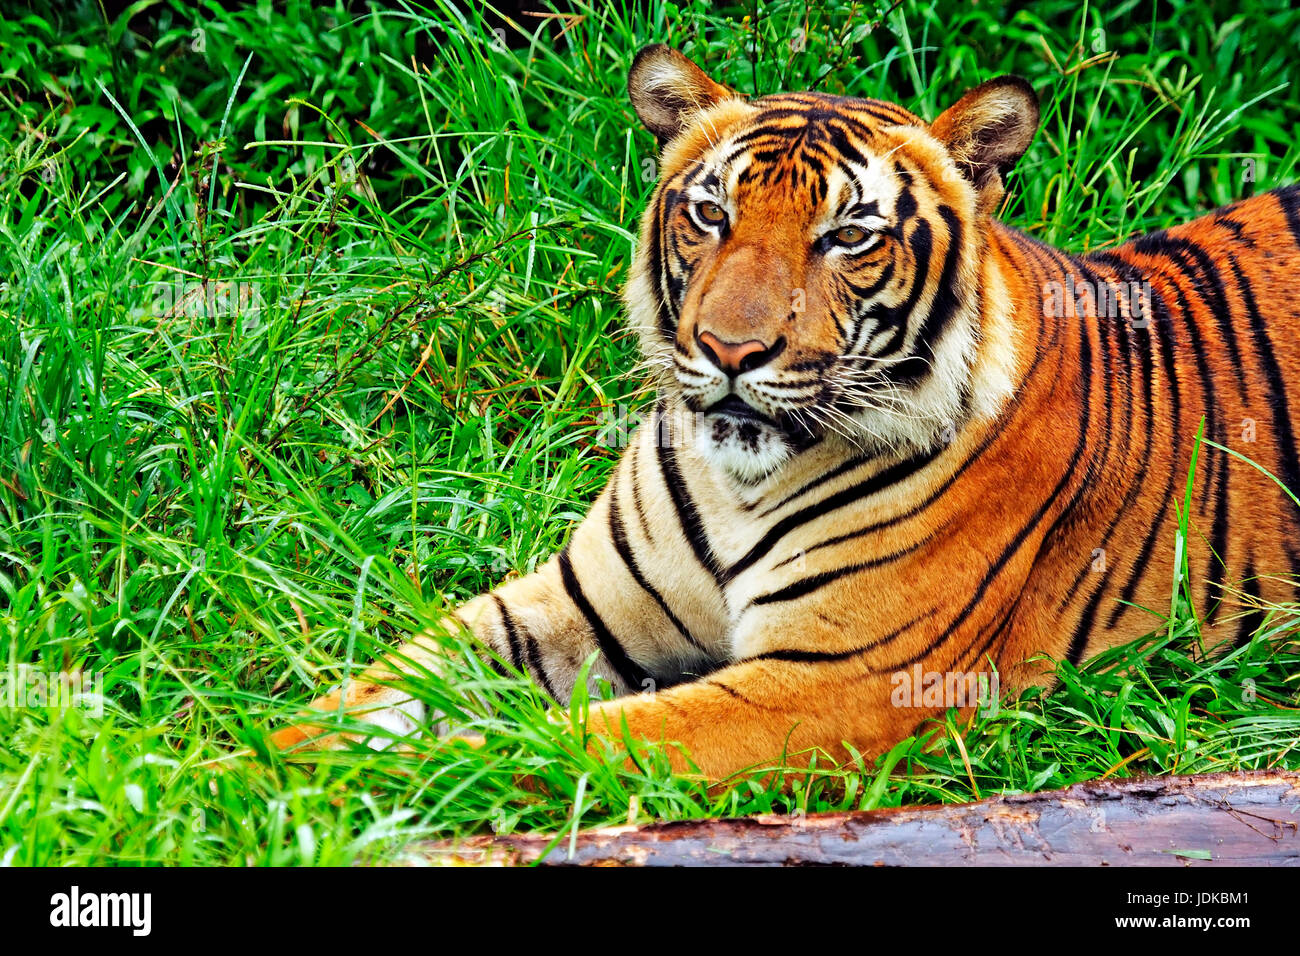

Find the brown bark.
[{"left": 403, "top": 771, "right": 1300, "bottom": 866}]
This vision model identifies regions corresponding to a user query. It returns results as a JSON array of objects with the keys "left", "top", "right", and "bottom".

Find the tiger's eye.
[
  {"left": 697, "top": 201, "right": 727, "bottom": 224},
  {"left": 834, "top": 225, "right": 867, "bottom": 245}
]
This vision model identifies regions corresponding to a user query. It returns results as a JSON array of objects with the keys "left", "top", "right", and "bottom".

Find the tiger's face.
[{"left": 626, "top": 46, "right": 1038, "bottom": 482}]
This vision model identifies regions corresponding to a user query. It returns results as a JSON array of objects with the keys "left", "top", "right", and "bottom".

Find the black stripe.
[
  {"left": 1089, "top": 253, "right": 1184, "bottom": 629},
  {"left": 1064, "top": 586, "right": 1105, "bottom": 669},
  {"left": 1213, "top": 216, "right": 1253, "bottom": 244},
  {"left": 523, "top": 633, "right": 559, "bottom": 701},
  {"left": 902, "top": 205, "right": 965, "bottom": 358},
  {"left": 473, "top": 605, "right": 513, "bottom": 680},
  {"left": 628, "top": 441, "right": 656, "bottom": 546},
  {"left": 786, "top": 431, "right": 997, "bottom": 559},
  {"left": 1129, "top": 231, "right": 1225, "bottom": 514},
  {"left": 1052, "top": 253, "right": 1116, "bottom": 502},
  {"left": 1051, "top": 255, "right": 1141, "bottom": 628},
  {"left": 1108, "top": 243, "right": 1240, "bottom": 610},
  {"left": 608, "top": 490, "right": 708, "bottom": 654},
  {"left": 723, "top": 446, "right": 940, "bottom": 584},
  {"left": 1227, "top": 255, "right": 1300, "bottom": 520},
  {"left": 1058, "top": 253, "right": 1151, "bottom": 612},
  {"left": 823, "top": 122, "right": 874, "bottom": 171},
  {"left": 742, "top": 615, "right": 921, "bottom": 666},
  {"left": 557, "top": 546, "right": 653, "bottom": 692},
  {"left": 843, "top": 261, "right": 899, "bottom": 352},
  {"left": 708, "top": 680, "right": 745, "bottom": 701},
  {"left": 1127, "top": 236, "right": 1236, "bottom": 349},
  {"left": 490, "top": 595, "right": 523, "bottom": 673},
  {"left": 496, "top": 596, "right": 560, "bottom": 701},
  {"left": 758, "top": 453, "right": 872, "bottom": 517},
  {"left": 853, "top": 103, "right": 916, "bottom": 125},
  {"left": 704, "top": 679, "right": 779, "bottom": 710},
  {"left": 1275, "top": 185, "right": 1300, "bottom": 247},
  {"left": 1205, "top": 443, "right": 1231, "bottom": 624},
  {"left": 1162, "top": 237, "right": 1248, "bottom": 401},
  {"left": 754, "top": 538, "right": 928, "bottom": 605},
  {"left": 957, "top": 591, "right": 1024, "bottom": 675},
  {"left": 647, "top": 190, "right": 675, "bottom": 341},
  {"left": 1234, "top": 559, "right": 1266, "bottom": 648},
  {"left": 655, "top": 409, "right": 724, "bottom": 581},
  {"left": 844, "top": 259, "right": 896, "bottom": 302},
  {"left": 871, "top": 218, "right": 933, "bottom": 359},
  {"left": 893, "top": 185, "right": 918, "bottom": 224}
]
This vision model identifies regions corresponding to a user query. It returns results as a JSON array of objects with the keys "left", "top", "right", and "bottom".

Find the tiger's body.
[{"left": 272, "top": 47, "right": 1300, "bottom": 780}]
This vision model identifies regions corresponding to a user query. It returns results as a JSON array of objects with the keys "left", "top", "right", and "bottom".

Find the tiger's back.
[
  {"left": 1037, "top": 190, "right": 1300, "bottom": 660},
  {"left": 965, "top": 189, "right": 1300, "bottom": 677}
]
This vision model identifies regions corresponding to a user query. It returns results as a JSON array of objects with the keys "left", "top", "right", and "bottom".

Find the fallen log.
[{"left": 404, "top": 770, "right": 1300, "bottom": 866}]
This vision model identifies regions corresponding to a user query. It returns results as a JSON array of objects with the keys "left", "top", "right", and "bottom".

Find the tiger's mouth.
[
  {"left": 691, "top": 390, "right": 822, "bottom": 481},
  {"left": 705, "top": 394, "right": 778, "bottom": 426}
]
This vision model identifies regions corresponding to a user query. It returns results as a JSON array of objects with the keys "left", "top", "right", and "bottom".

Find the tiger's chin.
[{"left": 694, "top": 415, "right": 794, "bottom": 484}]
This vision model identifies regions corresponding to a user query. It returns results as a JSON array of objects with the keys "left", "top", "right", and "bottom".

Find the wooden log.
[{"left": 404, "top": 770, "right": 1300, "bottom": 866}]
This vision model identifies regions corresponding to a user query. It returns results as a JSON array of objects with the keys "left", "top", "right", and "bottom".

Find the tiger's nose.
[{"left": 696, "top": 330, "right": 786, "bottom": 376}]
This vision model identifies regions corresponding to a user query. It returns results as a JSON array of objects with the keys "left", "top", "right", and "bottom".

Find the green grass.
[{"left": 1, "top": 0, "right": 1298, "bottom": 865}]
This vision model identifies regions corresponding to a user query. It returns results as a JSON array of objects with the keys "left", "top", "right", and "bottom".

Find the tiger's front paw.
[{"left": 269, "top": 681, "right": 430, "bottom": 753}]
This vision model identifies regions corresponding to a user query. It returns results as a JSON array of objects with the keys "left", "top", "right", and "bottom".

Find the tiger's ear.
[
  {"left": 930, "top": 76, "right": 1039, "bottom": 215},
  {"left": 628, "top": 45, "right": 739, "bottom": 145}
]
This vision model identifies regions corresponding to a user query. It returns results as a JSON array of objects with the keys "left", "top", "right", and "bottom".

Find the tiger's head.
[{"left": 624, "top": 45, "right": 1039, "bottom": 483}]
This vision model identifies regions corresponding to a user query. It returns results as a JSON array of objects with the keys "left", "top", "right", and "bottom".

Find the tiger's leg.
[
  {"left": 266, "top": 614, "right": 460, "bottom": 752},
  {"left": 269, "top": 442, "right": 726, "bottom": 752},
  {"left": 578, "top": 615, "right": 1001, "bottom": 780},
  {"left": 269, "top": 575, "right": 648, "bottom": 752}
]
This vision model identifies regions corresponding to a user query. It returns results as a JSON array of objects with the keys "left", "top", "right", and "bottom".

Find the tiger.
[{"left": 270, "top": 44, "right": 1300, "bottom": 781}]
